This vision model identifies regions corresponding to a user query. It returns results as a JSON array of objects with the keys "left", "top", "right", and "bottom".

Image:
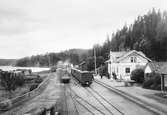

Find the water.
[{"left": 0, "top": 66, "right": 50, "bottom": 72}]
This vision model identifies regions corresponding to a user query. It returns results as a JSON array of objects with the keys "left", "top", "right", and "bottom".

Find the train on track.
[
  {"left": 71, "top": 68, "right": 94, "bottom": 86},
  {"left": 58, "top": 68, "right": 71, "bottom": 83}
]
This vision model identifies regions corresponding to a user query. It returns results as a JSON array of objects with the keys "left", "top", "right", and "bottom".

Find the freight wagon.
[{"left": 71, "top": 68, "right": 93, "bottom": 86}]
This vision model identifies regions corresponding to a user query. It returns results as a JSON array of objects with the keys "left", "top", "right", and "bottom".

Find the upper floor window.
[{"left": 131, "top": 56, "right": 137, "bottom": 63}]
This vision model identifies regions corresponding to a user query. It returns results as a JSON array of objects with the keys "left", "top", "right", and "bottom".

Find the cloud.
[
  {"left": 0, "top": 6, "right": 44, "bottom": 35},
  {"left": 0, "top": 0, "right": 166, "bottom": 58}
]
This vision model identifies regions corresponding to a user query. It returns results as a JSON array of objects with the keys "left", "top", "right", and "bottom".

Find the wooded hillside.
[
  {"left": 15, "top": 49, "right": 90, "bottom": 67},
  {"left": 92, "top": 9, "right": 167, "bottom": 61}
]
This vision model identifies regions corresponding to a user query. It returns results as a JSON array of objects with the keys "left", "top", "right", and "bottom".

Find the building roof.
[
  {"left": 147, "top": 62, "right": 167, "bottom": 73},
  {"left": 78, "top": 61, "right": 86, "bottom": 66},
  {"left": 157, "top": 63, "right": 167, "bottom": 75},
  {"left": 117, "top": 50, "right": 152, "bottom": 62},
  {"left": 109, "top": 50, "right": 151, "bottom": 62}
]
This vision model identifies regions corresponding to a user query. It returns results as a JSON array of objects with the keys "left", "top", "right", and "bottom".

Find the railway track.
[
  {"left": 86, "top": 87, "right": 124, "bottom": 115},
  {"left": 63, "top": 83, "right": 80, "bottom": 115},
  {"left": 69, "top": 85, "right": 106, "bottom": 115},
  {"left": 94, "top": 79, "right": 165, "bottom": 115},
  {"left": 71, "top": 77, "right": 124, "bottom": 115}
]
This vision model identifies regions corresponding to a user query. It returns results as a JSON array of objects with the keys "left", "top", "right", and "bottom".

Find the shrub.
[
  {"left": 131, "top": 68, "right": 144, "bottom": 83},
  {"left": 142, "top": 72, "right": 161, "bottom": 90},
  {"left": 29, "top": 84, "right": 38, "bottom": 91},
  {"left": 0, "top": 72, "right": 17, "bottom": 92},
  {"left": 143, "top": 79, "right": 154, "bottom": 88},
  {"left": 15, "top": 74, "right": 25, "bottom": 87},
  {"left": 50, "top": 66, "right": 57, "bottom": 72},
  {"left": 35, "top": 75, "right": 43, "bottom": 83}
]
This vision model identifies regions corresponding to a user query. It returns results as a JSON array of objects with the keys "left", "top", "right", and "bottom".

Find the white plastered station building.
[{"left": 106, "top": 50, "right": 152, "bottom": 80}]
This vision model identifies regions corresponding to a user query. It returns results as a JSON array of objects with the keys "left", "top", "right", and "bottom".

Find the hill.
[
  {"left": 0, "top": 59, "right": 17, "bottom": 66},
  {"left": 15, "top": 49, "right": 90, "bottom": 67}
]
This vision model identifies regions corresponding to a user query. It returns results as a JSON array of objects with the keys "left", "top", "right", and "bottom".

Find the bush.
[
  {"left": 143, "top": 79, "right": 154, "bottom": 88},
  {"left": 0, "top": 72, "right": 17, "bottom": 92},
  {"left": 142, "top": 72, "right": 161, "bottom": 90},
  {"left": 35, "top": 76, "right": 43, "bottom": 83},
  {"left": 29, "top": 84, "right": 38, "bottom": 91},
  {"left": 15, "top": 74, "right": 25, "bottom": 86},
  {"left": 131, "top": 68, "right": 144, "bottom": 83},
  {"left": 50, "top": 66, "right": 57, "bottom": 72}
]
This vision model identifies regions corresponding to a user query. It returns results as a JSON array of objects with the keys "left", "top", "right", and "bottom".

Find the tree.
[
  {"left": 0, "top": 72, "right": 17, "bottom": 93},
  {"left": 90, "top": 9, "right": 167, "bottom": 62}
]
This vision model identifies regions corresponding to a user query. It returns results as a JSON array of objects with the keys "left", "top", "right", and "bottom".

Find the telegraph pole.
[{"left": 94, "top": 47, "right": 97, "bottom": 75}]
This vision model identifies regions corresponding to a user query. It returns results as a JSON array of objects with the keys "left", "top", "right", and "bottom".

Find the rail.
[{"left": 94, "top": 79, "right": 165, "bottom": 115}]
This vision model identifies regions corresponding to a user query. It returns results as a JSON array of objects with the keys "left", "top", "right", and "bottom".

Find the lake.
[{"left": 0, "top": 66, "right": 50, "bottom": 72}]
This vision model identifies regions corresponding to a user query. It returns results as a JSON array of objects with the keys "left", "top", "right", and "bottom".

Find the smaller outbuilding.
[
  {"left": 144, "top": 62, "right": 167, "bottom": 92},
  {"left": 144, "top": 62, "right": 167, "bottom": 74},
  {"left": 144, "top": 62, "right": 167, "bottom": 78},
  {"left": 78, "top": 61, "right": 87, "bottom": 71}
]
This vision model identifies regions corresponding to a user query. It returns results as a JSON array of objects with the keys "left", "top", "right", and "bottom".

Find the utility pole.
[{"left": 94, "top": 47, "right": 97, "bottom": 75}]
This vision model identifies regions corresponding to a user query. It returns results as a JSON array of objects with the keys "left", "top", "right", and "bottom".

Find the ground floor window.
[{"left": 125, "top": 67, "right": 130, "bottom": 73}]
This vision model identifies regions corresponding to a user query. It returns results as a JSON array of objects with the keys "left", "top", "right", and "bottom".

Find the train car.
[
  {"left": 61, "top": 75, "right": 70, "bottom": 83},
  {"left": 71, "top": 68, "right": 93, "bottom": 86},
  {"left": 60, "top": 68, "right": 71, "bottom": 83}
]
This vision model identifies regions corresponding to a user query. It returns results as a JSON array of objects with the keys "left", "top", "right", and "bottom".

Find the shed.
[
  {"left": 144, "top": 62, "right": 167, "bottom": 74},
  {"left": 78, "top": 61, "right": 87, "bottom": 71}
]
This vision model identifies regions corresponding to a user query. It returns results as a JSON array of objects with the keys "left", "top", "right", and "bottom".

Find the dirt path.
[{"left": 2, "top": 72, "right": 62, "bottom": 115}]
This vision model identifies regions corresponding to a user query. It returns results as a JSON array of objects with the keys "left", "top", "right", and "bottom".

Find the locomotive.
[
  {"left": 71, "top": 68, "right": 93, "bottom": 86},
  {"left": 58, "top": 68, "right": 71, "bottom": 83}
]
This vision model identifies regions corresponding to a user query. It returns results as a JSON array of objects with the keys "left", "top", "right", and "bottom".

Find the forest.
[
  {"left": 16, "top": 9, "right": 167, "bottom": 69},
  {"left": 92, "top": 9, "right": 167, "bottom": 61},
  {"left": 15, "top": 49, "right": 89, "bottom": 67}
]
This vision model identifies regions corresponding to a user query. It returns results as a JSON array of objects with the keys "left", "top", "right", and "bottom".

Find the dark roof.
[
  {"left": 158, "top": 64, "right": 167, "bottom": 75},
  {"left": 147, "top": 62, "right": 167, "bottom": 73},
  {"left": 78, "top": 61, "right": 86, "bottom": 66}
]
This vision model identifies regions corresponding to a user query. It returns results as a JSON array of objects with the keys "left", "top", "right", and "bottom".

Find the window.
[
  {"left": 134, "top": 57, "right": 137, "bottom": 62},
  {"left": 125, "top": 68, "right": 130, "bottom": 73},
  {"left": 130, "top": 56, "right": 137, "bottom": 63},
  {"left": 131, "top": 57, "right": 133, "bottom": 62}
]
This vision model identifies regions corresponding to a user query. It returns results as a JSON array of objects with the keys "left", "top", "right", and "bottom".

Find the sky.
[{"left": 0, "top": 0, "right": 166, "bottom": 59}]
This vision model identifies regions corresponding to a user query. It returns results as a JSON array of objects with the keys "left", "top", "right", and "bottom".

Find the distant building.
[
  {"left": 145, "top": 62, "right": 167, "bottom": 91},
  {"left": 144, "top": 62, "right": 167, "bottom": 74},
  {"left": 78, "top": 61, "right": 86, "bottom": 71},
  {"left": 106, "top": 50, "right": 151, "bottom": 80},
  {"left": 15, "top": 69, "right": 32, "bottom": 76}
]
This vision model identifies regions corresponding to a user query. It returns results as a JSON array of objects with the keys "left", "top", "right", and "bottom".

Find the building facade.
[{"left": 106, "top": 50, "right": 151, "bottom": 80}]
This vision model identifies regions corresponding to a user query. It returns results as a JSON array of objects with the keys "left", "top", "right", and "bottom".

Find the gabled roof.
[
  {"left": 110, "top": 50, "right": 151, "bottom": 63},
  {"left": 147, "top": 62, "right": 167, "bottom": 73},
  {"left": 78, "top": 61, "right": 86, "bottom": 66},
  {"left": 116, "top": 50, "right": 152, "bottom": 62},
  {"left": 158, "top": 65, "right": 167, "bottom": 75}
]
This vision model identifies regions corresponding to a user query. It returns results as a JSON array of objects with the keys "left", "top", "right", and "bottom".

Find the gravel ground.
[{"left": 1, "top": 72, "right": 62, "bottom": 115}]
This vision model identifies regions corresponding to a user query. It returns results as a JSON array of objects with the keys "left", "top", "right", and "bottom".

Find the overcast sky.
[{"left": 0, "top": 0, "right": 166, "bottom": 59}]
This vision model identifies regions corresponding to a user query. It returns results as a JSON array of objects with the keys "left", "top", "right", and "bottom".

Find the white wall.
[
  {"left": 108, "top": 52, "right": 149, "bottom": 80},
  {"left": 144, "top": 65, "right": 152, "bottom": 73}
]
